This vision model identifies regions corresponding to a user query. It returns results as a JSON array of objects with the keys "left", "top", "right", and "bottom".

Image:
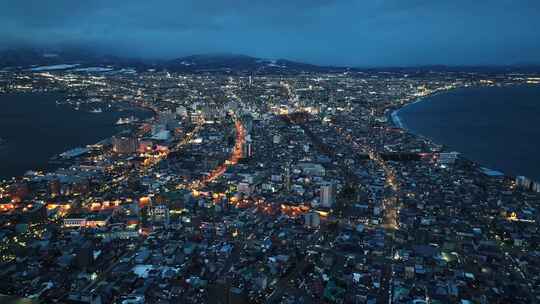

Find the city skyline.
[
  {"left": 1, "top": 61, "right": 539, "bottom": 304},
  {"left": 1, "top": 1, "right": 540, "bottom": 303}
]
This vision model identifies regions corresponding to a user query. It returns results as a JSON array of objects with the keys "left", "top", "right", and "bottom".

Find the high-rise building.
[
  {"left": 304, "top": 211, "right": 321, "bottom": 228},
  {"left": 320, "top": 182, "right": 336, "bottom": 208},
  {"left": 516, "top": 176, "right": 532, "bottom": 189},
  {"left": 242, "top": 143, "right": 253, "bottom": 159},
  {"left": 242, "top": 114, "right": 253, "bottom": 133},
  {"left": 147, "top": 205, "right": 170, "bottom": 227},
  {"left": 9, "top": 182, "right": 29, "bottom": 202},
  {"left": 284, "top": 165, "right": 291, "bottom": 192},
  {"left": 48, "top": 179, "right": 61, "bottom": 197},
  {"left": 112, "top": 136, "right": 138, "bottom": 154}
]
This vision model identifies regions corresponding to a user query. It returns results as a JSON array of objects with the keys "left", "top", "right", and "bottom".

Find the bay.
[
  {"left": 398, "top": 84, "right": 540, "bottom": 181},
  {"left": 0, "top": 92, "right": 151, "bottom": 180}
]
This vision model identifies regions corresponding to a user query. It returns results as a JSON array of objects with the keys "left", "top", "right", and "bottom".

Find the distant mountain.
[
  {"left": 165, "top": 53, "right": 346, "bottom": 73},
  {"left": 0, "top": 49, "right": 339, "bottom": 73},
  {"left": 0, "top": 48, "right": 77, "bottom": 68},
  {"left": 0, "top": 48, "right": 154, "bottom": 70},
  {"left": 1, "top": 48, "right": 539, "bottom": 74}
]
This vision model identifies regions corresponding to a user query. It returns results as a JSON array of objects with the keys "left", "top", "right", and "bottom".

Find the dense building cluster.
[{"left": 0, "top": 66, "right": 539, "bottom": 303}]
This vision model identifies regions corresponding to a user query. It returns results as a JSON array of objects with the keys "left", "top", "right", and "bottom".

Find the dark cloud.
[{"left": 1, "top": 0, "right": 539, "bottom": 66}]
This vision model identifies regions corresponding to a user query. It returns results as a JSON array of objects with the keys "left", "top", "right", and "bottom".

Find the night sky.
[{"left": 1, "top": 0, "right": 540, "bottom": 66}]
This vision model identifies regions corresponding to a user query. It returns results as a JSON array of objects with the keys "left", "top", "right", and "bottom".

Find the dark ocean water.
[
  {"left": 398, "top": 84, "right": 540, "bottom": 181},
  {"left": 0, "top": 92, "right": 151, "bottom": 180}
]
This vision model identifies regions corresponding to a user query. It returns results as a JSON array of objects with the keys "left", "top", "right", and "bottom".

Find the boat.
[
  {"left": 90, "top": 108, "right": 103, "bottom": 113},
  {"left": 116, "top": 116, "right": 139, "bottom": 125}
]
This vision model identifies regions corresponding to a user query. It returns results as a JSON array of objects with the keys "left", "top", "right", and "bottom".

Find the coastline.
[
  {"left": 389, "top": 87, "right": 457, "bottom": 129},
  {"left": 0, "top": 92, "right": 154, "bottom": 180},
  {"left": 390, "top": 108, "right": 405, "bottom": 129},
  {"left": 389, "top": 84, "right": 540, "bottom": 183}
]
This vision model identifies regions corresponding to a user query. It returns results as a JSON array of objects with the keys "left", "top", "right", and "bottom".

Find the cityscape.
[
  {"left": 2, "top": 1, "right": 540, "bottom": 304},
  {"left": 0, "top": 64, "right": 539, "bottom": 304}
]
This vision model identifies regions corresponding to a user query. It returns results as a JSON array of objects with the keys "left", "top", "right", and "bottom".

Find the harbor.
[{"left": 0, "top": 92, "right": 152, "bottom": 180}]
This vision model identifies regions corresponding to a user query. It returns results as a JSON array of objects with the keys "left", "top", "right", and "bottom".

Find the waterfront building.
[{"left": 112, "top": 136, "right": 138, "bottom": 154}]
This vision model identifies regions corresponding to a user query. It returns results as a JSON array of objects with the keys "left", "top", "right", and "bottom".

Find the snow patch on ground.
[
  {"left": 73, "top": 67, "right": 114, "bottom": 72},
  {"left": 29, "top": 64, "right": 81, "bottom": 71}
]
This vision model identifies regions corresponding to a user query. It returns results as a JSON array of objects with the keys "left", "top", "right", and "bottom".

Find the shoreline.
[
  {"left": 389, "top": 87, "right": 457, "bottom": 129},
  {"left": 0, "top": 92, "right": 155, "bottom": 180},
  {"left": 389, "top": 83, "right": 539, "bottom": 183}
]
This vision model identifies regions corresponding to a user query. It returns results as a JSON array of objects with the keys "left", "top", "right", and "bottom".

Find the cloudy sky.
[{"left": 1, "top": 0, "right": 539, "bottom": 66}]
